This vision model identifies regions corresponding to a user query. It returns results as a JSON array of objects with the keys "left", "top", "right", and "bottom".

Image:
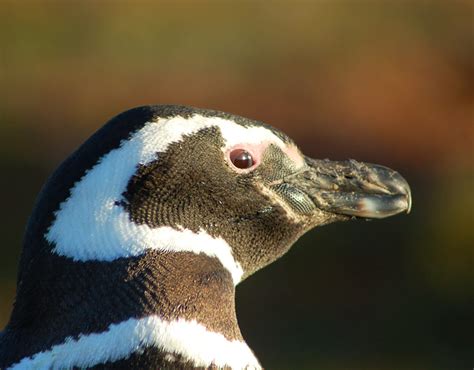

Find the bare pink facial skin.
[
  {"left": 283, "top": 143, "right": 306, "bottom": 168},
  {"left": 225, "top": 141, "right": 306, "bottom": 174}
]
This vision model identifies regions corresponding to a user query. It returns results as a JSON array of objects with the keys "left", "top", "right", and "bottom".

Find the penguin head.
[
  {"left": 2, "top": 105, "right": 412, "bottom": 369},
  {"left": 27, "top": 105, "right": 411, "bottom": 284}
]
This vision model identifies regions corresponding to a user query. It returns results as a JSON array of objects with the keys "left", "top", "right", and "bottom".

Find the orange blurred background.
[{"left": 1, "top": 2, "right": 472, "bottom": 369}]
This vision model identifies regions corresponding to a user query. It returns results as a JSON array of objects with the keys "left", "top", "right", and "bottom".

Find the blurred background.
[{"left": 0, "top": 1, "right": 472, "bottom": 369}]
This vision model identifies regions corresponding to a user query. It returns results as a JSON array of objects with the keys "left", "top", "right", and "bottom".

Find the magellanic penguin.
[{"left": 0, "top": 105, "right": 412, "bottom": 369}]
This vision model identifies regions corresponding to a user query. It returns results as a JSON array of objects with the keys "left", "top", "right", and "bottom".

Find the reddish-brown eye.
[{"left": 230, "top": 149, "right": 254, "bottom": 169}]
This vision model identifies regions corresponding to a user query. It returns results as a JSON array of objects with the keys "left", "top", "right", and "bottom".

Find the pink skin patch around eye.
[
  {"left": 225, "top": 141, "right": 306, "bottom": 174},
  {"left": 283, "top": 144, "right": 306, "bottom": 168}
]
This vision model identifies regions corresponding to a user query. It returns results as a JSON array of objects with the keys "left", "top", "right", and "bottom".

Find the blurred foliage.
[
  {"left": 417, "top": 173, "right": 474, "bottom": 298},
  {"left": 0, "top": 1, "right": 473, "bottom": 369}
]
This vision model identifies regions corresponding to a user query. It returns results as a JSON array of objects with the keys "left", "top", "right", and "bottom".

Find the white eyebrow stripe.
[{"left": 45, "top": 115, "right": 285, "bottom": 285}]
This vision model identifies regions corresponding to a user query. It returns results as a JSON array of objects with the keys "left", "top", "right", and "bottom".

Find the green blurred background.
[{"left": 1, "top": 1, "right": 473, "bottom": 369}]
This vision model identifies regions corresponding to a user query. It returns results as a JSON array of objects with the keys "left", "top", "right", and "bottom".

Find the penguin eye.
[{"left": 230, "top": 149, "right": 254, "bottom": 169}]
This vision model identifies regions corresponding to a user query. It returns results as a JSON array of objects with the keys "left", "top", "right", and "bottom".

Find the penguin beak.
[{"left": 281, "top": 158, "right": 412, "bottom": 219}]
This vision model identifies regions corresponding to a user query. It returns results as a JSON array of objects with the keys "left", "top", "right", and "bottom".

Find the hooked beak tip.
[{"left": 406, "top": 189, "right": 412, "bottom": 214}]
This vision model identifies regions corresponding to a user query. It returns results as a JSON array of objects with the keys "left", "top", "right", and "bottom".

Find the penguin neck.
[
  {"left": 123, "top": 250, "right": 244, "bottom": 341},
  {"left": 5, "top": 245, "right": 261, "bottom": 369}
]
